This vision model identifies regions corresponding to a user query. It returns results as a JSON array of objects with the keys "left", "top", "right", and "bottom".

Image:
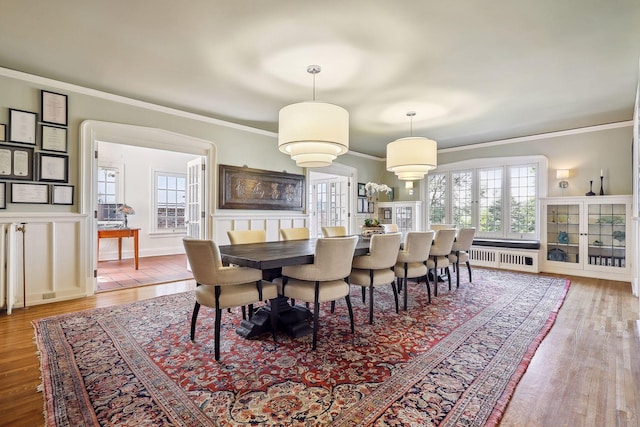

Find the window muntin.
[
  {"left": 428, "top": 173, "right": 447, "bottom": 224},
  {"left": 509, "top": 164, "right": 537, "bottom": 235},
  {"left": 97, "top": 167, "right": 118, "bottom": 204},
  {"left": 452, "top": 171, "right": 473, "bottom": 228},
  {"left": 155, "top": 172, "right": 186, "bottom": 232},
  {"left": 478, "top": 167, "right": 502, "bottom": 234}
]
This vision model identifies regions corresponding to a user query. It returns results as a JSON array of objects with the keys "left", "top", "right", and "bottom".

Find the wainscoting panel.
[{"left": 213, "top": 212, "right": 309, "bottom": 245}]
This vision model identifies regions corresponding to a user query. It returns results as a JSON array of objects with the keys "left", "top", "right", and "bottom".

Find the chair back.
[
  {"left": 452, "top": 227, "right": 476, "bottom": 251},
  {"left": 430, "top": 223, "right": 456, "bottom": 231},
  {"left": 182, "top": 238, "right": 224, "bottom": 285},
  {"left": 382, "top": 223, "right": 399, "bottom": 233},
  {"left": 227, "top": 229, "right": 266, "bottom": 244},
  {"left": 368, "top": 232, "right": 402, "bottom": 269},
  {"left": 280, "top": 227, "right": 310, "bottom": 241},
  {"left": 431, "top": 228, "right": 457, "bottom": 256},
  {"left": 321, "top": 226, "right": 347, "bottom": 237},
  {"left": 401, "top": 231, "right": 435, "bottom": 263},
  {"left": 314, "top": 236, "right": 359, "bottom": 280}
]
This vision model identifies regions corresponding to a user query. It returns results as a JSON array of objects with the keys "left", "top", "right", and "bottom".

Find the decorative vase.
[
  {"left": 585, "top": 180, "right": 596, "bottom": 196},
  {"left": 599, "top": 176, "right": 604, "bottom": 196}
]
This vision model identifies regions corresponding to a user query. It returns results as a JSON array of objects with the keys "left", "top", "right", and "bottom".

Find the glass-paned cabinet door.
[
  {"left": 546, "top": 203, "right": 580, "bottom": 264},
  {"left": 587, "top": 202, "right": 627, "bottom": 268},
  {"left": 395, "top": 206, "right": 413, "bottom": 234}
]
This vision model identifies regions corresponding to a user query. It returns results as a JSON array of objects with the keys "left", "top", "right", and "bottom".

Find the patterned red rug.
[{"left": 34, "top": 269, "right": 569, "bottom": 426}]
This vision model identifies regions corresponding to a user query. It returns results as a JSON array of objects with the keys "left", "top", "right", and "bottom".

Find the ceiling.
[{"left": 1, "top": 1, "right": 639, "bottom": 157}]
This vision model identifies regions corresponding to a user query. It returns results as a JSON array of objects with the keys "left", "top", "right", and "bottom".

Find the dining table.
[{"left": 218, "top": 236, "right": 371, "bottom": 339}]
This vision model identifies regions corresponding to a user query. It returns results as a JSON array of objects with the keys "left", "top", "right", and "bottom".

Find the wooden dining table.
[{"left": 218, "top": 236, "right": 371, "bottom": 339}]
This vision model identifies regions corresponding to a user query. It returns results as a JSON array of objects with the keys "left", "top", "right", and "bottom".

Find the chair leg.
[
  {"left": 433, "top": 258, "right": 439, "bottom": 297},
  {"left": 368, "top": 284, "right": 374, "bottom": 325},
  {"left": 403, "top": 263, "right": 408, "bottom": 311},
  {"left": 424, "top": 275, "right": 431, "bottom": 304},
  {"left": 269, "top": 298, "right": 278, "bottom": 343},
  {"left": 391, "top": 280, "right": 399, "bottom": 313},
  {"left": 466, "top": 261, "right": 472, "bottom": 282},
  {"left": 361, "top": 287, "right": 366, "bottom": 304},
  {"left": 455, "top": 256, "right": 460, "bottom": 288},
  {"left": 330, "top": 301, "right": 336, "bottom": 313},
  {"left": 312, "top": 281, "right": 320, "bottom": 350},
  {"left": 214, "top": 307, "right": 222, "bottom": 361},
  {"left": 248, "top": 304, "right": 254, "bottom": 320},
  {"left": 241, "top": 306, "right": 246, "bottom": 320},
  {"left": 446, "top": 267, "right": 452, "bottom": 290},
  {"left": 345, "top": 295, "right": 355, "bottom": 334},
  {"left": 190, "top": 302, "right": 201, "bottom": 341}
]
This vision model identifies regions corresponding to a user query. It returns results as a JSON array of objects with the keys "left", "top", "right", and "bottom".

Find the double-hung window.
[{"left": 154, "top": 172, "right": 186, "bottom": 233}]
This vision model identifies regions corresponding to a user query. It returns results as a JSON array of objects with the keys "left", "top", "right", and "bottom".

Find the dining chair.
[
  {"left": 448, "top": 227, "right": 476, "bottom": 287},
  {"left": 321, "top": 226, "right": 347, "bottom": 237},
  {"left": 426, "top": 228, "right": 457, "bottom": 296},
  {"left": 227, "top": 229, "right": 266, "bottom": 244},
  {"left": 382, "top": 223, "right": 399, "bottom": 233},
  {"left": 429, "top": 223, "right": 457, "bottom": 231},
  {"left": 278, "top": 235, "right": 359, "bottom": 349},
  {"left": 393, "top": 231, "right": 435, "bottom": 310},
  {"left": 280, "top": 227, "right": 310, "bottom": 241},
  {"left": 349, "top": 232, "right": 402, "bottom": 324},
  {"left": 182, "top": 237, "right": 278, "bottom": 360}
]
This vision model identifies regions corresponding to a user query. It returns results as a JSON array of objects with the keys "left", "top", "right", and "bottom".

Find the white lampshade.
[
  {"left": 556, "top": 169, "right": 570, "bottom": 179},
  {"left": 405, "top": 181, "right": 414, "bottom": 189},
  {"left": 278, "top": 101, "right": 349, "bottom": 168},
  {"left": 386, "top": 136, "right": 437, "bottom": 180}
]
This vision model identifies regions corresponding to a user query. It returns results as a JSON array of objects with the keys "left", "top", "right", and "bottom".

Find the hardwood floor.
[{"left": 0, "top": 273, "right": 638, "bottom": 426}]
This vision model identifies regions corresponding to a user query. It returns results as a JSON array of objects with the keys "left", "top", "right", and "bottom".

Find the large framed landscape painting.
[{"left": 219, "top": 164, "right": 305, "bottom": 210}]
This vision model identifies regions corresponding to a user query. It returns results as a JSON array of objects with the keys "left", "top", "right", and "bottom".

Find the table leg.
[
  {"left": 133, "top": 231, "right": 139, "bottom": 270},
  {"left": 118, "top": 238, "right": 122, "bottom": 260}
]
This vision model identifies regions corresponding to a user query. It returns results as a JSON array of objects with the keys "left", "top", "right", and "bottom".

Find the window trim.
[{"left": 152, "top": 169, "right": 187, "bottom": 234}]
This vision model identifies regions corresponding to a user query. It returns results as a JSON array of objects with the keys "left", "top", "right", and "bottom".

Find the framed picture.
[
  {"left": 368, "top": 201, "right": 375, "bottom": 214},
  {"left": 41, "top": 125, "right": 68, "bottom": 152},
  {"left": 0, "top": 182, "right": 6, "bottom": 209},
  {"left": 9, "top": 109, "right": 37, "bottom": 145},
  {"left": 357, "top": 197, "right": 366, "bottom": 213},
  {"left": 41, "top": 90, "right": 68, "bottom": 127},
  {"left": 384, "top": 208, "right": 392, "bottom": 219},
  {"left": 219, "top": 164, "right": 305, "bottom": 210},
  {"left": 0, "top": 145, "right": 34, "bottom": 180},
  {"left": 357, "top": 182, "right": 366, "bottom": 197},
  {"left": 11, "top": 182, "right": 49, "bottom": 204},
  {"left": 51, "top": 184, "right": 74, "bottom": 205},
  {"left": 38, "top": 153, "right": 68, "bottom": 182},
  {"left": 0, "top": 124, "right": 5, "bottom": 142}
]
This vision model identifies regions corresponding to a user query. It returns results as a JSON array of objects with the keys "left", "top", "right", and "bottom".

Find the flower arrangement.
[
  {"left": 364, "top": 218, "right": 380, "bottom": 227},
  {"left": 364, "top": 182, "right": 392, "bottom": 197}
]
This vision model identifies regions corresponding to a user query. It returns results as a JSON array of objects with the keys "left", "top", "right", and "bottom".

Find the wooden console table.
[{"left": 97, "top": 228, "right": 140, "bottom": 269}]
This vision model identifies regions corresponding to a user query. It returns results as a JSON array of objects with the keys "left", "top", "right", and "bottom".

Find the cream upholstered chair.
[
  {"left": 394, "top": 231, "right": 435, "bottom": 310},
  {"left": 350, "top": 232, "right": 402, "bottom": 324},
  {"left": 427, "top": 228, "right": 457, "bottom": 296},
  {"left": 182, "top": 238, "right": 278, "bottom": 360},
  {"left": 280, "top": 227, "right": 310, "bottom": 241},
  {"left": 279, "top": 236, "right": 359, "bottom": 349},
  {"left": 321, "top": 226, "right": 347, "bottom": 237},
  {"left": 382, "top": 223, "right": 399, "bottom": 233},
  {"left": 429, "top": 223, "right": 456, "bottom": 231},
  {"left": 448, "top": 227, "right": 476, "bottom": 287},
  {"left": 227, "top": 229, "right": 266, "bottom": 244}
]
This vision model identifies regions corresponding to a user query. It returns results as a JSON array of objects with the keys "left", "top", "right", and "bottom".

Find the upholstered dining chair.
[
  {"left": 227, "top": 229, "right": 266, "bottom": 244},
  {"left": 280, "top": 227, "right": 310, "bottom": 241},
  {"left": 426, "top": 228, "right": 457, "bottom": 297},
  {"left": 448, "top": 227, "right": 476, "bottom": 287},
  {"left": 350, "top": 232, "right": 402, "bottom": 324},
  {"left": 393, "top": 231, "right": 435, "bottom": 310},
  {"left": 429, "top": 223, "right": 457, "bottom": 231},
  {"left": 382, "top": 223, "right": 399, "bottom": 233},
  {"left": 321, "top": 226, "right": 347, "bottom": 237},
  {"left": 182, "top": 238, "right": 278, "bottom": 361},
  {"left": 277, "top": 235, "right": 359, "bottom": 350}
]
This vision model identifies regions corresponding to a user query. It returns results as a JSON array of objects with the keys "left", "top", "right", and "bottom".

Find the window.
[
  {"left": 97, "top": 166, "right": 118, "bottom": 204},
  {"left": 426, "top": 156, "right": 546, "bottom": 239},
  {"left": 155, "top": 172, "right": 186, "bottom": 232}
]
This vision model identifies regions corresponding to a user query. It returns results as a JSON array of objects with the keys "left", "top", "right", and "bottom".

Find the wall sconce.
[
  {"left": 556, "top": 169, "right": 570, "bottom": 195},
  {"left": 405, "top": 181, "right": 414, "bottom": 196}
]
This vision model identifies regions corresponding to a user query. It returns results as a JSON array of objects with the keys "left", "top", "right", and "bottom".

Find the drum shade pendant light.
[
  {"left": 386, "top": 111, "right": 437, "bottom": 180},
  {"left": 278, "top": 65, "right": 349, "bottom": 168}
]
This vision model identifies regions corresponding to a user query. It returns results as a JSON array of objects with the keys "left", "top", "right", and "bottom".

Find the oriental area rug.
[{"left": 34, "top": 269, "right": 569, "bottom": 426}]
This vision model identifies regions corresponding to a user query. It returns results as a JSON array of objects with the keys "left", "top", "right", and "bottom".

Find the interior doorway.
[{"left": 307, "top": 163, "right": 358, "bottom": 237}]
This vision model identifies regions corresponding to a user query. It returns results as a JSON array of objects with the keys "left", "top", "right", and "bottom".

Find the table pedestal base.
[{"left": 236, "top": 297, "right": 312, "bottom": 339}]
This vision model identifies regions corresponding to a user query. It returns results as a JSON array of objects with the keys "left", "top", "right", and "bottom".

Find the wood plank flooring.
[{"left": 0, "top": 273, "right": 638, "bottom": 426}]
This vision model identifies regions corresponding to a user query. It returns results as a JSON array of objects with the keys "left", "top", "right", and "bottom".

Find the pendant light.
[
  {"left": 386, "top": 111, "right": 437, "bottom": 180},
  {"left": 278, "top": 65, "right": 349, "bottom": 168}
]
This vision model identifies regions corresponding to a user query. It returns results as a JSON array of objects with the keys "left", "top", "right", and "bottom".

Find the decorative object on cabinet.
[
  {"left": 557, "top": 231, "right": 569, "bottom": 244},
  {"left": 8, "top": 109, "right": 37, "bottom": 145},
  {"left": 278, "top": 65, "right": 349, "bottom": 168},
  {"left": 547, "top": 248, "right": 567, "bottom": 262},
  {"left": 599, "top": 172, "right": 605, "bottom": 196},
  {"left": 218, "top": 164, "right": 305, "bottom": 210},
  {"left": 585, "top": 180, "right": 596, "bottom": 196},
  {"left": 41, "top": 90, "right": 68, "bottom": 127}
]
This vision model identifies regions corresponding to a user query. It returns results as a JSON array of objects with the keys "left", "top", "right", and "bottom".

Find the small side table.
[{"left": 97, "top": 227, "right": 140, "bottom": 269}]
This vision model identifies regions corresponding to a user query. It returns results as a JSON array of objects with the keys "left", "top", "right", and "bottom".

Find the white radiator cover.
[{"left": 468, "top": 246, "right": 540, "bottom": 273}]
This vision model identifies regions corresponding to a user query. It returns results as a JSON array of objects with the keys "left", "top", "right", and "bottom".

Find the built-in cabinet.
[
  {"left": 541, "top": 196, "right": 632, "bottom": 281},
  {"left": 377, "top": 201, "right": 422, "bottom": 236}
]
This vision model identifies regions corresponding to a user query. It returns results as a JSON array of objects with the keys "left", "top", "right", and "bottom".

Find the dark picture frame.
[
  {"left": 357, "top": 182, "right": 366, "bottom": 197},
  {"left": 0, "top": 145, "right": 34, "bottom": 180},
  {"left": 357, "top": 197, "right": 366, "bottom": 213},
  {"left": 219, "top": 164, "right": 305, "bottom": 210},
  {"left": 38, "top": 153, "right": 68, "bottom": 182},
  {"left": 0, "top": 182, "right": 6, "bottom": 209},
  {"left": 11, "top": 182, "right": 49, "bottom": 204},
  {"left": 41, "top": 124, "right": 68, "bottom": 152},
  {"left": 41, "top": 90, "right": 68, "bottom": 127},
  {"left": 368, "top": 201, "right": 375, "bottom": 214},
  {"left": 0, "top": 124, "right": 5, "bottom": 142},
  {"left": 9, "top": 109, "right": 37, "bottom": 145},
  {"left": 51, "top": 184, "right": 74, "bottom": 205}
]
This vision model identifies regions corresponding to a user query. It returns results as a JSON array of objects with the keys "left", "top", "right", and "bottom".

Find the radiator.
[
  {"left": 468, "top": 245, "right": 540, "bottom": 273},
  {"left": 0, "top": 224, "right": 19, "bottom": 315}
]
